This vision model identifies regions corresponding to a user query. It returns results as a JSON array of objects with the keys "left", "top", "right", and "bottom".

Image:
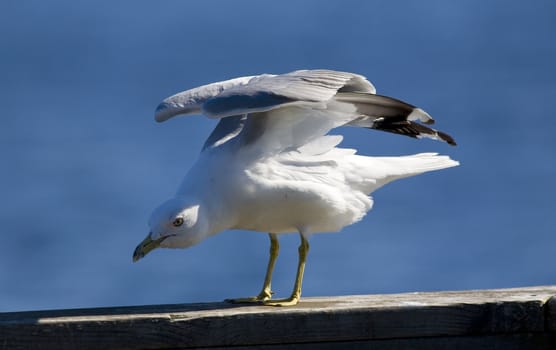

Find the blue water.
[{"left": 1, "top": 1, "right": 555, "bottom": 312}]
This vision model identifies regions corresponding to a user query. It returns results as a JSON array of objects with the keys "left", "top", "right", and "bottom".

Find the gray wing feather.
[
  {"left": 202, "top": 92, "right": 296, "bottom": 118},
  {"left": 155, "top": 70, "right": 375, "bottom": 122},
  {"left": 155, "top": 76, "right": 255, "bottom": 122},
  {"left": 202, "top": 115, "right": 246, "bottom": 151},
  {"left": 203, "top": 70, "right": 375, "bottom": 118},
  {"left": 336, "top": 92, "right": 434, "bottom": 125}
]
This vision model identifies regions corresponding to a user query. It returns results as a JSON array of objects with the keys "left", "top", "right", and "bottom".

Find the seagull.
[{"left": 132, "top": 69, "right": 458, "bottom": 306}]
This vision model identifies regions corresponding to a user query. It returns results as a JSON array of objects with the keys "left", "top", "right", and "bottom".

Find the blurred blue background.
[{"left": 1, "top": 1, "right": 555, "bottom": 312}]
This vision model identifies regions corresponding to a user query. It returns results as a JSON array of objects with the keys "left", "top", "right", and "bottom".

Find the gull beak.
[{"left": 133, "top": 233, "right": 165, "bottom": 262}]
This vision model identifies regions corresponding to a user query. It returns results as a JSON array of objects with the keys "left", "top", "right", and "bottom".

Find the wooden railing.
[{"left": 1, "top": 286, "right": 555, "bottom": 349}]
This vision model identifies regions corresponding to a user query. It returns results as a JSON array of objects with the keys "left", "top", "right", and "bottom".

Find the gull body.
[{"left": 133, "top": 69, "right": 459, "bottom": 306}]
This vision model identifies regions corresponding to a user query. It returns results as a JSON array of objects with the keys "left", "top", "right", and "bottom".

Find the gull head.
[{"left": 133, "top": 197, "right": 206, "bottom": 262}]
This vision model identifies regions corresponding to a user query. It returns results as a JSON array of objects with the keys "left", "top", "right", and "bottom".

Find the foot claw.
[
  {"left": 225, "top": 290, "right": 272, "bottom": 304},
  {"left": 262, "top": 296, "right": 300, "bottom": 307}
]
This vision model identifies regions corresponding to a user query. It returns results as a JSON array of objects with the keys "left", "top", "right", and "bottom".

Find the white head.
[{"left": 133, "top": 196, "right": 208, "bottom": 262}]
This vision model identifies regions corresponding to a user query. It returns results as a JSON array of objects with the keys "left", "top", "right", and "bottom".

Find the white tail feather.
[{"left": 345, "top": 152, "right": 459, "bottom": 194}]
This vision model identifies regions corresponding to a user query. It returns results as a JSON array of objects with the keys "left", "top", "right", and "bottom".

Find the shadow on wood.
[{"left": 1, "top": 286, "right": 556, "bottom": 349}]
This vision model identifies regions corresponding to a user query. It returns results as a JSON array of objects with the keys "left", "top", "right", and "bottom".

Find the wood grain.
[{"left": 1, "top": 286, "right": 555, "bottom": 350}]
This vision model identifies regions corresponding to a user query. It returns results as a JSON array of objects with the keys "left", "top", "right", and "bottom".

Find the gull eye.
[{"left": 172, "top": 217, "right": 184, "bottom": 227}]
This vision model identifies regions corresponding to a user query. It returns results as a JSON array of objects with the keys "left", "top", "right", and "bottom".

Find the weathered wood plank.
[
  {"left": 1, "top": 286, "right": 555, "bottom": 350},
  {"left": 547, "top": 296, "right": 556, "bottom": 332},
  {"left": 201, "top": 334, "right": 556, "bottom": 350}
]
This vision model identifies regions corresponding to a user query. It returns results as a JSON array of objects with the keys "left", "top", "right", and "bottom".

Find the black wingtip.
[
  {"left": 371, "top": 120, "right": 457, "bottom": 146},
  {"left": 334, "top": 92, "right": 457, "bottom": 146},
  {"left": 438, "top": 130, "right": 457, "bottom": 146}
]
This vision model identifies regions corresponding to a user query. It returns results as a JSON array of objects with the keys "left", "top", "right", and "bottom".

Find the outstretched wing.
[
  {"left": 155, "top": 69, "right": 375, "bottom": 122},
  {"left": 155, "top": 69, "right": 456, "bottom": 152}
]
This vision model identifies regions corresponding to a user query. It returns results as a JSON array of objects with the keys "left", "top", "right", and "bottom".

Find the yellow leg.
[
  {"left": 226, "top": 233, "right": 280, "bottom": 303},
  {"left": 263, "top": 234, "right": 309, "bottom": 307}
]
